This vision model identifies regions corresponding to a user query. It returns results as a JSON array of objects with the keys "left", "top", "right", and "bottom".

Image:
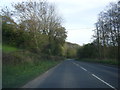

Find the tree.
[
  {"left": 1, "top": 0, "right": 67, "bottom": 55},
  {"left": 77, "top": 43, "right": 97, "bottom": 59},
  {"left": 93, "top": 1, "right": 120, "bottom": 60}
]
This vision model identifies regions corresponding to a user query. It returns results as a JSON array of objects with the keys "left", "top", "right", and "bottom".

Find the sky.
[{"left": 0, "top": 0, "right": 118, "bottom": 45}]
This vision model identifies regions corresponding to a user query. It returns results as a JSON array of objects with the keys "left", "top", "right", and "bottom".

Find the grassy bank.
[
  {"left": 2, "top": 45, "right": 18, "bottom": 53},
  {"left": 3, "top": 60, "right": 60, "bottom": 88},
  {"left": 76, "top": 58, "right": 119, "bottom": 66},
  {"left": 2, "top": 45, "right": 63, "bottom": 88}
]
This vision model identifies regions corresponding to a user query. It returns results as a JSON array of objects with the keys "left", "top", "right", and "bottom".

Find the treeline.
[
  {"left": 2, "top": 1, "right": 67, "bottom": 57},
  {"left": 77, "top": 43, "right": 97, "bottom": 59},
  {"left": 77, "top": 1, "right": 120, "bottom": 62},
  {"left": 63, "top": 42, "right": 80, "bottom": 58}
]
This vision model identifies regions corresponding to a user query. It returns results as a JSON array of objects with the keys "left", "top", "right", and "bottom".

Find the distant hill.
[
  {"left": 62, "top": 42, "right": 80, "bottom": 58},
  {"left": 65, "top": 42, "right": 80, "bottom": 49}
]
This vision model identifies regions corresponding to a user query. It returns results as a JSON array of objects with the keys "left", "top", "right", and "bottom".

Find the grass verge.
[
  {"left": 0, "top": 43, "right": 2, "bottom": 50},
  {"left": 76, "top": 58, "right": 119, "bottom": 66},
  {"left": 2, "top": 45, "right": 18, "bottom": 53},
  {"left": 2, "top": 45, "right": 63, "bottom": 88},
  {"left": 3, "top": 60, "right": 61, "bottom": 88}
]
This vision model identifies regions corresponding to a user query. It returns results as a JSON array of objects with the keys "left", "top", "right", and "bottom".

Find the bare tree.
[{"left": 94, "top": 1, "right": 120, "bottom": 60}]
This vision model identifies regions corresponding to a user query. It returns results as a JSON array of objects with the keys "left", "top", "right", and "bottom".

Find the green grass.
[
  {"left": 2, "top": 45, "right": 18, "bottom": 53},
  {"left": 2, "top": 44, "right": 63, "bottom": 88},
  {"left": 0, "top": 43, "right": 2, "bottom": 50},
  {"left": 3, "top": 60, "right": 61, "bottom": 88},
  {"left": 76, "top": 58, "right": 119, "bottom": 65}
]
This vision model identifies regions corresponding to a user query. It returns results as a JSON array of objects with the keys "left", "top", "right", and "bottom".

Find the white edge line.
[{"left": 92, "top": 74, "right": 117, "bottom": 90}]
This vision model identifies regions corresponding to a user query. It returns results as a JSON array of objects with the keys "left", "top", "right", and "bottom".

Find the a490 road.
[{"left": 23, "top": 59, "right": 119, "bottom": 89}]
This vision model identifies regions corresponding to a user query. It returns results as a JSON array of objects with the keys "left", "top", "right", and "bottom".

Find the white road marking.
[
  {"left": 72, "top": 62, "right": 87, "bottom": 71},
  {"left": 73, "top": 62, "right": 78, "bottom": 66},
  {"left": 73, "top": 63, "right": 79, "bottom": 67},
  {"left": 72, "top": 62, "right": 117, "bottom": 89},
  {"left": 72, "top": 62, "right": 76, "bottom": 65},
  {"left": 80, "top": 66, "right": 87, "bottom": 71},
  {"left": 92, "top": 74, "right": 117, "bottom": 90}
]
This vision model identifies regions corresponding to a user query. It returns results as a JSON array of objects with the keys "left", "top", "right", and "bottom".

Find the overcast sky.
[{"left": 0, "top": 0, "right": 118, "bottom": 45}]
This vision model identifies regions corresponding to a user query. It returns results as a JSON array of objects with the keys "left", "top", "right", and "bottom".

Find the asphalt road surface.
[{"left": 23, "top": 59, "right": 119, "bottom": 89}]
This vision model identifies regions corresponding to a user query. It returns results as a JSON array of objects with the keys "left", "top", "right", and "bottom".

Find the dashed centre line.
[
  {"left": 80, "top": 66, "right": 87, "bottom": 71},
  {"left": 72, "top": 62, "right": 117, "bottom": 89},
  {"left": 92, "top": 74, "right": 117, "bottom": 90},
  {"left": 72, "top": 62, "right": 87, "bottom": 71}
]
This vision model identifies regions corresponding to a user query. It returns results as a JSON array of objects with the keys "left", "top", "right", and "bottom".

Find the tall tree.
[
  {"left": 1, "top": 0, "right": 67, "bottom": 55},
  {"left": 94, "top": 1, "right": 120, "bottom": 60}
]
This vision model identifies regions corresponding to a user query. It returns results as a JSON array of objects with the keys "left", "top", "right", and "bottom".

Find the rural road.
[{"left": 23, "top": 59, "right": 119, "bottom": 89}]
